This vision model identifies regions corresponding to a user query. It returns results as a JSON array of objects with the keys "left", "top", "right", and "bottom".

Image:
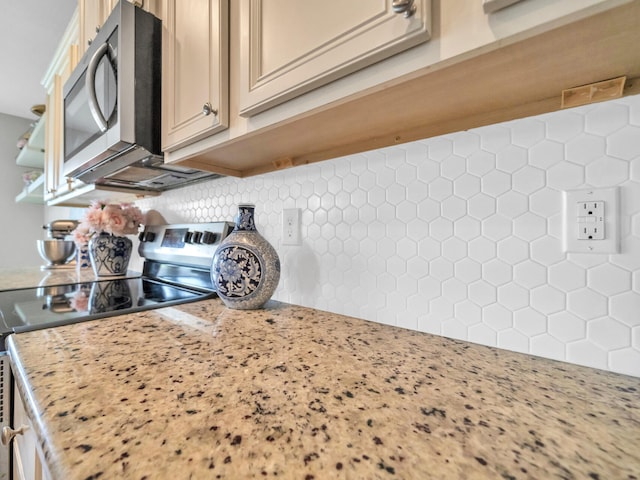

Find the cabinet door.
[
  {"left": 239, "top": 0, "right": 431, "bottom": 117},
  {"left": 11, "top": 384, "right": 48, "bottom": 480},
  {"left": 162, "top": 0, "right": 229, "bottom": 151}
]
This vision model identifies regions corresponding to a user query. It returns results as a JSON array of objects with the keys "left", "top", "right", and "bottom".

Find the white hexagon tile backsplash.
[{"left": 137, "top": 94, "right": 640, "bottom": 377}]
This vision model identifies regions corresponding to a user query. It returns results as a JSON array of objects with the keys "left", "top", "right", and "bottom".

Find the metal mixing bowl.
[{"left": 37, "top": 240, "right": 76, "bottom": 265}]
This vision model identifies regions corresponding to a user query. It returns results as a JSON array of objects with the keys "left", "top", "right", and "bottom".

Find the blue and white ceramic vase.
[
  {"left": 212, "top": 204, "right": 280, "bottom": 310},
  {"left": 88, "top": 233, "right": 133, "bottom": 277}
]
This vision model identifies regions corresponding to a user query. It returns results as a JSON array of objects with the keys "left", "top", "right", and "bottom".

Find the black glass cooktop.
[{"left": 0, "top": 277, "right": 213, "bottom": 339}]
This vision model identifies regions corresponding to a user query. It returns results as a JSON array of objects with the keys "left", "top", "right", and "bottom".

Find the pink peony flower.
[{"left": 72, "top": 201, "right": 144, "bottom": 246}]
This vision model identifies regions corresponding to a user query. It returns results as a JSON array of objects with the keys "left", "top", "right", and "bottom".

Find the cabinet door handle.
[
  {"left": 202, "top": 102, "right": 218, "bottom": 117},
  {"left": 392, "top": 0, "right": 416, "bottom": 18},
  {"left": 1, "top": 425, "right": 29, "bottom": 446}
]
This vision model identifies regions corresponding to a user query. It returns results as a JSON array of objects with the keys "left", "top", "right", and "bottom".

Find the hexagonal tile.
[
  {"left": 468, "top": 237, "right": 496, "bottom": 263},
  {"left": 428, "top": 137, "right": 454, "bottom": 161},
  {"left": 450, "top": 130, "right": 481, "bottom": 156},
  {"left": 455, "top": 300, "right": 482, "bottom": 326},
  {"left": 585, "top": 102, "right": 629, "bottom": 136},
  {"left": 611, "top": 237, "right": 640, "bottom": 271},
  {"left": 609, "top": 348, "right": 640, "bottom": 377},
  {"left": 497, "top": 328, "right": 529, "bottom": 353},
  {"left": 513, "top": 212, "right": 546, "bottom": 241},
  {"left": 429, "top": 178, "right": 453, "bottom": 201},
  {"left": 566, "top": 133, "right": 606, "bottom": 165},
  {"left": 416, "top": 159, "right": 439, "bottom": 183},
  {"left": 530, "top": 334, "right": 565, "bottom": 361},
  {"left": 496, "top": 145, "right": 528, "bottom": 173},
  {"left": 479, "top": 125, "right": 511, "bottom": 153},
  {"left": 512, "top": 166, "right": 545, "bottom": 194},
  {"left": 607, "top": 125, "right": 640, "bottom": 160},
  {"left": 548, "top": 312, "right": 586, "bottom": 342},
  {"left": 428, "top": 296, "right": 454, "bottom": 322},
  {"left": 585, "top": 156, "right": 629, "bottom": 186},
  {"left": 418, "top": 237, "right": 440, "bottom": 261},
  {"left": 513, "top": 260, "right": 547, "bottom": 289},
  {"left": 442, "top": 237, "right": 467, "bottom": 262},
  {"left": 567, "top": 288, "right": 608, "bottom": 320},
  {"left": 404, "top": 142, "right": 429, "bottom": 165},
  {"left": 566, "top": 340, "right": 608, "bottom": 370},
  {"left": 386, "top": 184, "right": 406, "bottom": 205},
  {"left": 531, "top": 286, "right": 566, "bottom": 315},
  {"left": 482, "top": 215, "right": 512, "bottom": 241},
  {"left": 548, "top": 261, "right": 586, "bottom": 292},
  {"left": 545, "top": 111, "right": 584, "bottom": 142},
  {"left": 482, "top": 170, "right": 511, "bottom": 196},
  {"left": 483, "top": 259, "right": 513, "bottom": 286},
  {"left": 407, "top": 180, "right": 429, "bottom": 203},
  {"left": 454, "top": 217, "right": 481, "bottom": 241},
  {"left": 546, "top": 162, "right": 585, "bottom": 190},
  {"left": 588, "top": 318, "right": 630, "bottom": 350},
  {"left": 441, "top": 196, "right": 467, "bottom": 220},
  {"left": 468, "top": 324, "right": 497, "bottom": 346},
  {"left": 454, "top": 174, "right": 481, "bottom": 199},
  {"left": 483, "top": 303, "right": 512, "bottom": 331},
  {"left": 467, "top": 150, "right": 496, "bottom": 176},
  {"left": 530, "top": 236, "right": 565, "bottom": 266},
  {"left": 395, "top": 200, "right": 417, "bottom": 223},
  {"left": 455, "top": 258, "right": 481, "bottom": 283},
  {"left": 497, "top": 237, "right": 529, "bottom": 264},
  {"left": 441, "top": 154, "right": 467, "bottom": 180},
  {"left": 430, "top": 258, "right": 454, "bottom": 281},
  {"left": 610, "top": 292, "right": 640, "bottom": 327},
  {"left": 429, "top": 218, "right": 454, "bottom": 241},
  {"left": 468, "top": 193, "right": 496, "bottom": 220},
  {"left": 508, "top": 118, "right": 545, "bottom": 147},
  {"left": 417, "top": 198, "right": 440, "bottom": 222},
  {"left": 587, "top": 264, "right": 631, "bottom": 296},
  {"left": 469, "top": 280, "right": 496, "bottom": 306},
  {"left": 395, "top": 163, "right": 417, "bottom": 186},
  {"left": 529, "top": 188, "right": 562, "bottom": 217},
  {"left": 497, "top": 283, "right": 529, "bottom": 310},
  {"left": 529, "top": 139, "right": 564, "bottom": 169},
  {"left": 497, "top": 191, "right": 528, "bottom": 218},
  {"left": 514, "top": 307, "right": 547, "bottom": 336}
]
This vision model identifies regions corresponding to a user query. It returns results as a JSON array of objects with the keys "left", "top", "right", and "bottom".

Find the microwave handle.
[{"left": 85, "top": 42, "right": 112, "bottom": 133}]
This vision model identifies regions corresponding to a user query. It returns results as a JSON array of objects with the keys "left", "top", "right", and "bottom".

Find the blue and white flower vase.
[
  {"left": 88, "top": 233, "right": 133, "bottom": 277},
  {"left": 211, "top": 204, "right": 280, "bottom": 310}
]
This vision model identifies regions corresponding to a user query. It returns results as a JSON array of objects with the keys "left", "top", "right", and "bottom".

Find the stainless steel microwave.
[{"left": 62, "top": 1, "right": 219, "bottom": 191}]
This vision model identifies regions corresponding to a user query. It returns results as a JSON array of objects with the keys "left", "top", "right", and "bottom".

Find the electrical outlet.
[
  {"left": 563, "top": 188, "right": 619, "bottom": 253},
  {"left": 576, "top": 201, "right": 604, "bottom": 240},
  {"left": 282, "top": 208, "right": 301, "bottom": 246}
]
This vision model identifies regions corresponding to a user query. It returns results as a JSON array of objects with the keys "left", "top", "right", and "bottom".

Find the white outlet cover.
[{"left": 563, "top": 187, "right": 619, "bottom": 253}]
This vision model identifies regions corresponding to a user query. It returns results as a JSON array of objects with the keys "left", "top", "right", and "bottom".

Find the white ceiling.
[{"left": 0, "top": 0, "right": 77, "bottom": 120}]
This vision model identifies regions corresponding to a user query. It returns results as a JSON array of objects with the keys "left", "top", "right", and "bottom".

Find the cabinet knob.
[
  {"left": 1, "top": 425, "right": 29, "bottom": 446},
  {"left": 202, "top": 102, "right": 218, "bottom": 117},
  {"left": 392, "top": 0, "right": 416, "bottom": 18}
]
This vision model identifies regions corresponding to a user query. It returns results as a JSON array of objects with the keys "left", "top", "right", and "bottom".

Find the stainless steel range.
[{"left": 0, "top": 221, "right": 232, "bottom": 478}]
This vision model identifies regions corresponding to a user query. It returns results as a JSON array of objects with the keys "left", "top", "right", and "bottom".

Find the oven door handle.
[{"left": 86, "top": 42, "right": 114, "bottom": 133}]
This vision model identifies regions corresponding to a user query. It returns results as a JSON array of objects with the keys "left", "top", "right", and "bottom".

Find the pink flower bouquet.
[{"left": 73, "top": 201, "right": 144, "bottom": 246}]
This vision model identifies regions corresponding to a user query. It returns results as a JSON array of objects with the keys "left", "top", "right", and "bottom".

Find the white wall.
[
  {"left": 0, "top": 113, "right": 46, "bottom": 267},
  {"left": 137, "top": 94, "right": 640, "bottom": 378}
]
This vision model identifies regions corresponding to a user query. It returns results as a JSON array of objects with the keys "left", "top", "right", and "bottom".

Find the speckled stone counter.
[
  {"left": 7, "top": 299, "right": 640, "bottom": 479},
  {"left": 0, "top": 267, "right": 139, "bottom": 291}
]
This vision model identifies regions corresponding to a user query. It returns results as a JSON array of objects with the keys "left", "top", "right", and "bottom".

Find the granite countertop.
[
  {"left": 0, "top": 267, "right": 140, "bottom": 291},
  {"left": 7, "top": 299, "right": 640, "bottom": 479}
]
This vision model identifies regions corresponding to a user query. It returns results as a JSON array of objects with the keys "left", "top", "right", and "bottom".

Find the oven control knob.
[
  {"left": 138, "top": 231, "right": 156, "bottom": 242},
  {"left": 184, "top": 231, "right": 194, "bottom": 244},
  {"left": 200, "top": 231, "right": 217, "bottom": 244},
  {"left": 192, "top": 231, "right": 203, "bottom": 244}
]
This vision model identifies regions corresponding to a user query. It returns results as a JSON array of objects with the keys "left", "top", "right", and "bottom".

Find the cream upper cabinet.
[
  {"left": 161, "top": 0, "right": 229, "bottom": 151},
  {"left": 42, "top": 12, "right": 79, "bottom": 202},
  {"left": 165, "top": 0, "right": 639, "bottom": 179},
  {"left": 78, "top": 0, "right": 116, "bottom": 56},
  {"left": 238, "top": 0, "right": 431, "bottom": 117}
]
